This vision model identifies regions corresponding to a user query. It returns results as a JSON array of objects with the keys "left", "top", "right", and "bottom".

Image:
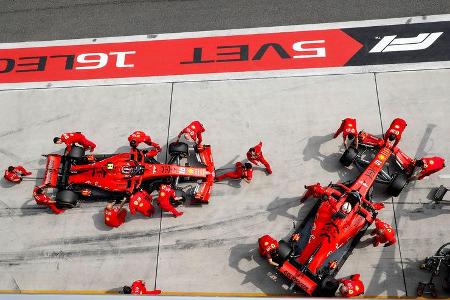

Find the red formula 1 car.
[
  {"left": 262, "top": 118, "right": 445, "bottom": 297},
  {"left": 40, "top": 141, "right": 215, "bottom": 209}
]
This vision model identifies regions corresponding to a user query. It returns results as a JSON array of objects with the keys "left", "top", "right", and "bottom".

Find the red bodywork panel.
[
  {"left": 350, "top": 147, "right": 392, "bottom": 198},
  {"left": 279, "top": 261, "right": 318, "bottom": 295},
  {"left": 60, "top": 147, "right": 215, "bottom": 201},
  {"left": 43, "top": 154, "right": 61, "bottom": 187}
]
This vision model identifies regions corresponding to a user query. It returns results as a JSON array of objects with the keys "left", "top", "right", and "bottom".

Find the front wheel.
[
  {"left": 169, "top": 142, "right": 188, "bottom": 157},
  {"left": 339, "top": 147, "right": 358, "bottom": 167}
]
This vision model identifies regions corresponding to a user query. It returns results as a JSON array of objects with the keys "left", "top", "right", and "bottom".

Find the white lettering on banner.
[
  {"left": 76, "top": 53, "right": 109, "bottom": 70},
  {"left": 292, "top": 40, "right": 326, "bottom": 58},
  {"left": 369, "top": 32, "right": 443, "bottom": 53},
  {"left": 76, "top": 51, "right": 137, "bottom": 69},
  {"left": 110, "top": 51, "right": 136, "bottom": 67}
]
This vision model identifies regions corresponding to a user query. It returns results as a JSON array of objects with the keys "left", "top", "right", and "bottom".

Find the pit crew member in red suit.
[
  {"left": 54, "top": 132, "right": 96, "bottom": 153},
  {"left": 128, "top": 130, "right": 161, "bottom": 159},
  {"left": 33, "top": 185, "right": 65, "bottom": 214},
  {"left": 177, "top": 120, "right": 205, "bottom": 146},
  {"left": 4, "top": 166, "right": 32, "bottom": 183},
  {"left": 384, "top": 118, "right": 407, "bottom": 148},
  {"left": 412, "top": 157, "right": 446, "bottom": 180},
  {"left": 338, "top": 274, "right": 365, "bottom": 297},
  {"left": 129, "top": 189, "right": 155, "bottom": 217},
  {"left": 215, "top": 162, "right": 253, "bottom": 183},
  {"left": 104, "top": 200, "right": 127, "bottom": 228},
  {"left": 247, "top": 141, "right": 272, "bottom": 174},
  {"left": 334, "top": 118, "right": 358, "bottom": 148},
  {"left": 156, "top": 184, "right": 183, "bottom": 217},
  {"left": 258, "top": 234, "right": 280, "bottom": 267},
  {"left": 371, "top": 218, "right": 396, "bottom": 247},
  {"left": 122, "top": 280, "right": 161, "bottom": 295}
]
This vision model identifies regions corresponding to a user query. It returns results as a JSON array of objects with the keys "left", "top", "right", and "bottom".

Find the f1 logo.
[{"left": 369, "top": 32, "right": 443, "bottom": 53}]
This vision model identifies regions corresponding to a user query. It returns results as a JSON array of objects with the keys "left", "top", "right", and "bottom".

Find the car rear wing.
[
  {"left": 279, "top": 261, "right": 318, "bottom": 295},
  {"left": 42, "top": 154, "right": 62, "bottom": 188}
]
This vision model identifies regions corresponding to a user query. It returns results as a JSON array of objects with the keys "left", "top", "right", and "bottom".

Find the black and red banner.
[{"left": 0, "top": 21, "right": 448, "bottom": 84}]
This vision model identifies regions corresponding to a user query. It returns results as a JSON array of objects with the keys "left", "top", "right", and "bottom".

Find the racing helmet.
[{"left": 341, "top": 202, "right": 352, "bottom": 214}]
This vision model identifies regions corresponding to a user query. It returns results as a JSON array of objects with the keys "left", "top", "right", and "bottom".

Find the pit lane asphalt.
[{"left": 0, "top": 0, "right": 449, "bottom": 42}]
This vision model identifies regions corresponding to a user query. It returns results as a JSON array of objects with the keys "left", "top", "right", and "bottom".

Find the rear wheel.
[
  {"left": 277, "top": 240, "right": 292, "bottom": 262},
  {"left": 339, "top": 147, "right": 358, "bottom": 167},
  {"left": 68, "top": 146, "right": 85, "bottom": 159},
  {"left": 56, "top": 190, "right": 79, "bottom": 209},
  {"left": 388, "top": 173, "right": 408, "bottom": 197},
  {"left": 316, "top": 275, "right": 340, "bottom": 297}
]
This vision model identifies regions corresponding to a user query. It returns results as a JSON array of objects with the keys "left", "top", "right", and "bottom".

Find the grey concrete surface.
[
  {"left": 375, "top": 69, "right": 450, "bottom": 296},
  {"left": 0, "top": 83, "right": 172, "bottom": 290},
  {"left": 0, "top": 69, "right": 449, "bottom": 296},
  {"left": 0, "top": 0, "right": 450, "bottom": 42},
  {"left": 156, "top": 74, "right": 388, "bottom": 294}
]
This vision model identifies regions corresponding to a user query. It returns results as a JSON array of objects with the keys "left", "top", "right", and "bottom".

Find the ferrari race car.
[
  {"left": 261, "top": 118, "right": 445, "bottom": 297},
  {"left": 40, "top": 141, "right": 215, "bottom": 209}
]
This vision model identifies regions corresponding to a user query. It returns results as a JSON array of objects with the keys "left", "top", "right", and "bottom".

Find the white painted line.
[{"left": 439, "top": 174, "right": 450, "bottom": 179}]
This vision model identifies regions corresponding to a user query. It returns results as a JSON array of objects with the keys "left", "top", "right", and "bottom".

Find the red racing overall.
[
  {"left": 104, "top": 206, "right": 127, "bottom": 227},
  {"left": 131, "top": 280, "right": 162, "bottom": 295},
  {"left": 4, "top": 166, "right": 32, "bottom": 183},
  {"left": 60, "top": 132, "right": 96, "bottom": 152},
  {"left": 33, "top": 185, "right": 65, "bottom": 214},
  {"left": 371, "top": 219, "right": 396, "bottom": 247},
  {"left": 215, "top": 162, "right": 253, "bottom": 182},
  {"left": 178, "top": 121, "right": 205, "bottom": 145},
  {"left": 334, "top": 118, "right": 358, "bottom": 146},
  {"left": 129, "top": 190, "right": 155, "bottom": 217},
  {"left": 339, "top": 274, "right": 365, "bottom": 297},
  {"left": 157, "top": 184, "right": 183, "bottom": 217},
  {"left": 247, "top": 142, "right": 272, "bottom": 174}
]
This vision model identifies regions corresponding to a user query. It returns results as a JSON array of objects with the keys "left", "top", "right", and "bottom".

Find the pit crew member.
[
  {"left": 215, "top": 162, "right": 253, "bottom": 183},
  {"left": 33, "top": 185, "right": 65, "bottom": 214},
  {"left": 53, "top": 132, "right": 96, "bottom": 153},
  {"left": 383, "top": 118, "right": 407, "bottom": 148},
  {"left": 4, "top": 166, "right": 32, "bottom": 183},
  {"left": 334, "top": 118, "right": 358, "bottom": 148},
  {"left": 258, "top": 234, "right": 280, "bottom": 267},
  {"left": 177, "top": 120, "right": 205, "bottom": 146},
  {"left": 122, "top": 280, "right": 161, "bottom": 295},
  {"left": 338, "top": 274, "right": 365, "bottom": 297},
  {"left": 371, "top": 218, "right": 396, "bottom": 247},
  {"left": 247, "top": 141, "right": 272, "bottom": 174},
  {"left": 104, "top": 199, "right": 127, "bottom": 228},
  {"left": 412, "top": 157, "right": 446, "bottom": 180},
  {"left": 129, "top": 189, "right": 155, "bottom": 217},
  {"left": 156, "top": 184, "right": 183, "bottom": 217}
]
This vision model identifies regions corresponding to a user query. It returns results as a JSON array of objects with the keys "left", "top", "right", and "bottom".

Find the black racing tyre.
[
  {"left": 68, "top": 145, "right": 85, "bottom": 159},
  {"left": 388, "top": 173, "right": 408, "bottom": 197},
  {"left": 339, "top": 147, "right": 358, "bottom": 167},
  {"left": 55, "top": 190, "right": 79, "bottom": 209},
  {"left": 169, "top": 142, "right": 188, "bottom": 157},
  {"left": 316, "top": 275, "right": 340, "bottom": 297},
  {"left": 277, "top": 240, "right": 292, "bottom": 262}
]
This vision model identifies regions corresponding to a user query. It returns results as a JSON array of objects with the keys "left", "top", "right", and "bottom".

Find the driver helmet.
[{"left": 341, "top": 202, "right": 352, "bottom": 214}]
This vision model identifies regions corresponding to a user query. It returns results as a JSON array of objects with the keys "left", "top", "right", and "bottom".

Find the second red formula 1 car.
[
  {"left": 260, "top": 118, "right": 445, "bottom": 297},
  {"left": 40, "top": 141, "right": 214, "bottom": 209}
]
